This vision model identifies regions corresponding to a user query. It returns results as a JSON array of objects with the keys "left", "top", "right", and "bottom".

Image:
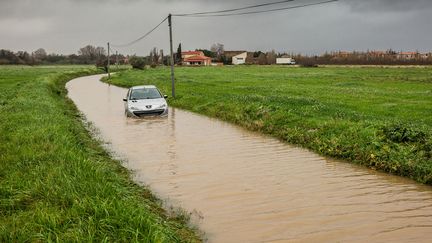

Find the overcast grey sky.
[{"left": 1, "top": 0, "right": 431, "bottom": 55}]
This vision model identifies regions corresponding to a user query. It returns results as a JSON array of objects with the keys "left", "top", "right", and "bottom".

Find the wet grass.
[
  {"left": 105, "top": 66, "right": 432, "bottom": 184},
  {"left": 0, "top": 66, "right": 200, "bottom": 242}
]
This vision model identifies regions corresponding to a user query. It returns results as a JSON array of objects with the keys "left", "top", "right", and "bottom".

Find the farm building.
[
  {"left": 224, "top": 51, "right": 247, "bottom": 59},
  {"left": 276, "top": 57, "right": 296, "bottom": 65},
  {"left": 232, "top": 52, "right": 248, "bottom": 65}
]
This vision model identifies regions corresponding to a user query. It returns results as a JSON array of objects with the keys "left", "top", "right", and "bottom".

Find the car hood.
[{"left": 128, "top": 98, "right": 167, "bottom": 110}]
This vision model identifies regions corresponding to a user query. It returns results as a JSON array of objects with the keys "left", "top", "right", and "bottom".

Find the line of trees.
[
  {"left": 290, "top": 51, "right": 432, "bottom": 65},
  {"left": 180, "top": 43, "right": 432, "bottom": 66},
  {"left": 3, "top": 45, "right": 431, "bottom": 67},
  {"left": 0, "top": 45, "right": 127, "bottom": 66}
]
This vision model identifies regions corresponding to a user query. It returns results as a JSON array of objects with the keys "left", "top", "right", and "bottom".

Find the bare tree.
[
  {"left": 159, "top": 49, "right": 164, "bottom": 65},
  {"left": 78, "top": 45, "right": 106, "bottom": 62},
  {"left": 78, "top": 45, "right": 96, "bottom": 59},
  {"left": 266, "top": 50, "right": 277, "bottom": 65},
  {"left": 211, "top": 43, "right": 225, "bottom": 59},
  {"left": 95, "top": 46, "right": 106, "bottom": 59},
  {"left": 258, "top": 53, "right": 267, "bottom": 65},
  {"left": 149, "top": 47, "right": 160, "bottom": 65}
]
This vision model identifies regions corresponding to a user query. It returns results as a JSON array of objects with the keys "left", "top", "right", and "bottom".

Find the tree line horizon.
[{"left": 1, "top": 43, "right": 431, "bottom": 66}]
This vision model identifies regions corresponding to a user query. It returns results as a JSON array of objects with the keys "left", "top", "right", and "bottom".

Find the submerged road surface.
[{"left": 67, "top": 74, "right": 432, "bottom": 242}]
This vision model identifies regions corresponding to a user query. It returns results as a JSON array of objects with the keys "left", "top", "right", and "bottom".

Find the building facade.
[
  {"left": 181, "top": 51, "right": 212, "bottom": 66},
  {"left": 232, "top": 52, "right": 248, "bottom": 65}
]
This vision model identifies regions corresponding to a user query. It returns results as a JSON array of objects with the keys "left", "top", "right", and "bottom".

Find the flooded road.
[{"left": 67, "top": 74, "right": 432, "bottom": 242}]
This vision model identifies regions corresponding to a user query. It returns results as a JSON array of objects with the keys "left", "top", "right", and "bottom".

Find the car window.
[{"left": 130, "top": 88, "right": 162, "bottom": 100}]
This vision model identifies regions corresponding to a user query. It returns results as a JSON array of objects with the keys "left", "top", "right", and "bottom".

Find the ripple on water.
[{"left": 67, "top": 75, "right": 432, "bottom": 243}]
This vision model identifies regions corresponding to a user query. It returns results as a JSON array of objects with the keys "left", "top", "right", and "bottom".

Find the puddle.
[{"left": 67, "top": 74, "right": 432, "bottom": 243}]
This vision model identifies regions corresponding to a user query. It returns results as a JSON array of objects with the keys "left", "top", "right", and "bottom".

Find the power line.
[
  {"left": 173, "top": 0, "right": 338, "bottom": 17},
  {"left": 107, "top": 0, "right": 339, "bottom": 94},
  {"left": 108, "top": 45, "right": 118, "bottom": 54},
  {"left": 111, "top": 16, "right": 168, "bottom": 47},
  {"left": 110, "top": 0, "right": 338, "bottom": 48},
  {"left": 173, "top": 0, "right": 295, "bottom": 16}
]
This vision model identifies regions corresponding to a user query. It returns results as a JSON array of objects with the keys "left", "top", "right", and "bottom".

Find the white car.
[{"left": 123, "top": 85, "right": 168, "bottom": 117}]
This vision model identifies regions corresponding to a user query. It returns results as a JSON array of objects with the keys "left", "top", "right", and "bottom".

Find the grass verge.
[
  {"left": 104, "top": 66, "right": 432, "bottom": 184},
  {"left": 0, "top": 66, "right": 200, "bottom": 242}
]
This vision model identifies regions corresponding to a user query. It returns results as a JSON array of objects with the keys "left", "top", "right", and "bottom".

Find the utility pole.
[
  {"left": 168, "top": 14, "right": 175, "bottom": 98},
  {"left": 115, "top": 50, "right": 119, "bottom": 71},
  {"left": 107, "top": 42, "right": 111, "bottom": 79}
]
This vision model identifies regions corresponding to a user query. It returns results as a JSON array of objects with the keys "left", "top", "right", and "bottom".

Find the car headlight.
[
  {"left": 158, "top": 104, "right": 167, "bottom": 109},
  {"left": 129, "top": 106, "right": 139, "bottom": 111}
]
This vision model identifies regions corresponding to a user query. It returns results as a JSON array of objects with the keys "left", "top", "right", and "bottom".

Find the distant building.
[
  {"left": 337, "top": 51, "right": 352, "bottom": 57},
  {"left": 397, "top": 52, "right": 418, "bottom": 60},
  {"left": 420, "top": 53, "right": 431, "bottom": 59},
  {"left": 182, "top": 51, "right": 204, "bottom": 60},
  {"left": 232, "top": 52, "right": 248, "bottom": 65},
  {"left": 368, "top": 50, "right": 387, "bottom": 58},
  {"left": 224, "top": 51, "right": 247, "bottom": 59},
  {"left": 181, "top": 51, "right": 212, "bottom": 66},
  {"left": 276, "top": 57, "right": 296, "bottom": 65}
]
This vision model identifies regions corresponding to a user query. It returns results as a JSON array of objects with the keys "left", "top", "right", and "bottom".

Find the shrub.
[
  {"left": 129, "top": 56, "right": 146, "bottom": 70},
  {"left": 381, "top": 123, "right": 427, "bottom": 143},
  {"left": 95, "top": 59, "right": 108, "bottom": 72},
  {"left": 301, "top": 62, "right": 319, "bottom": 68}
]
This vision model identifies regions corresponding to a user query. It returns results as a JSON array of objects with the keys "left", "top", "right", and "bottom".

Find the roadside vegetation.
[
  {"left": 105, "top": 66, "right": 432, "bottom": 184},
  {"left": 0, "top": 66, "right": 200, "bottom": 242}
]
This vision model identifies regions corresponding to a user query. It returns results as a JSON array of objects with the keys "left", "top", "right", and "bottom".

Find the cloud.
[
  {"left": 0, "top": 0, "right": 431, "bottom": 54},
  {"left": 0, "top": 17, "right": 52, "bottom": 36},
  {"left": 342, "top": 0, "right": 432, "bottom": 12}
]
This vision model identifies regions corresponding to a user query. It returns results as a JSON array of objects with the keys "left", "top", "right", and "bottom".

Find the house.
[
  {"left": 181, "top": 51, "right": 204, "bottom": 60},
  {"left": 224, "top": 50, "right": 247, "bottom": 64},
  {"left": 181, "top": 51, "right": 212, "bottom": 66},
  {"left": 337, "top": 51, "right": 352, "bottom": 57},
  {"left": 183, "top": 55, "right": 212, "bottom": 66},
  {"left": 397, "top": 52, "right": 418, "bottom": 60},
  {"left": 420, "top": 53, "right": 431, "bottom": 59},
  {"left": 232, "top": 52, "right": 248, "bottom": 65}
]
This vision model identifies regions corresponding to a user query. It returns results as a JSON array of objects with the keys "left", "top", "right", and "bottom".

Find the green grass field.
[
  {"left": 106, "top": 66, "right": 432, "bottom": 184},
  {"left": 0, "top": 66, "right": 200, "bottom": 242}
]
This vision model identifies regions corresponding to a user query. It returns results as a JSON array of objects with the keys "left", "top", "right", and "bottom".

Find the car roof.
[{"left": 131, "top": 85, "right": 157, "bottom": 90}]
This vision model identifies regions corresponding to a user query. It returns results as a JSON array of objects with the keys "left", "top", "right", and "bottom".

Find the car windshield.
[{"left": 130, "top": 88, "right": 162, "bottom": 100}]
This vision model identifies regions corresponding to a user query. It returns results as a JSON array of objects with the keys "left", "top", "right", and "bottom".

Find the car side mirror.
[
  {"left": 123, "top": 98, "right": 127, "bottom": 102},
  {"left": 164, "top": 95, "right": 168, "bottom": 99}
]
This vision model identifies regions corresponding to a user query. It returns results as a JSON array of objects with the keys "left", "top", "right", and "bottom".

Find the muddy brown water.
[{"left": 66, "top": 74, "right": 432, "bottom": 243}]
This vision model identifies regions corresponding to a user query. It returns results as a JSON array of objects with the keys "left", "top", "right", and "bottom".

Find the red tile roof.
[
  {"left": 184, "top": 55, "right": 211, "bottom": 61},
  {"left": 182, "top": 51, "right": 204, "bottom": 56}
]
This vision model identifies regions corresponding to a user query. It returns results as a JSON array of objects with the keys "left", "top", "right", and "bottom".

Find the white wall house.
[
  {"left": 276, "top": 57, "right": 296, "bottom": 65},
  {"left": 232, "top": 52, "right": 248, "bottom": 65}
]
